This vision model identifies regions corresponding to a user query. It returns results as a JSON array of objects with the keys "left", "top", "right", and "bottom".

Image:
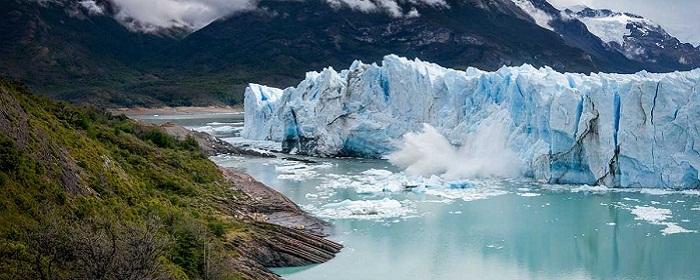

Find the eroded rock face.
[
  {"left": 244, "top": 55, "right": 700, "bottom": 188},
  {"left": 221, "top": 169, "right": 331, "bottom": 236},
  {"left": 220, "top": 169, "right": 342, "bottom": 279},
  {"left": 153, "top": 123, "right": 341, "bottom": 278}
]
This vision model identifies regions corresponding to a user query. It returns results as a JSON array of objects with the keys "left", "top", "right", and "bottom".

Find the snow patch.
[
  {"left": 511, "top": 0, "right": 554, "bottom": 31},
  {"left": 79, "top": 0, "right": 104, "bottom": 15}
]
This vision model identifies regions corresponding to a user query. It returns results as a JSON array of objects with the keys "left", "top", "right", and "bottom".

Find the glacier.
[{"left": 242, "top": 55, "right": 700, "bottom": 189}]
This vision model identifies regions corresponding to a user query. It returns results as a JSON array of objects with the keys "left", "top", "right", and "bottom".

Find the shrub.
[
  {"left": 0, "top": 137, "right": 20, "bottom": 173},
  {"left": 142, "top": 129, "right": 176, "bottom": 149}
]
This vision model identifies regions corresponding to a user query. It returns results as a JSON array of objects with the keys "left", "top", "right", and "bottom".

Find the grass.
[{"left": 0, "top": 78, "right": 257, "bottom": 279}]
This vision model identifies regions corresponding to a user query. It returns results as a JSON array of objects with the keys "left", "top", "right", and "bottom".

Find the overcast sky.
[
  {"left": 549, "top": 0, "right": 700, "bottom": 45},
  {"left": 108, "top": 0, "right": 699, "bottom": 45}
]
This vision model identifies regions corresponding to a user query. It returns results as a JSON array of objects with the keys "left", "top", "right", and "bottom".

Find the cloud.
[
  {"left": 106, "top": 0, "right": 699, "bottom": 45},
  {"left": 110, "top": 0, "right": 256, "bottom": 32},
  {"left": 110, "top": 0, "right": 447, "bottom": 32}
]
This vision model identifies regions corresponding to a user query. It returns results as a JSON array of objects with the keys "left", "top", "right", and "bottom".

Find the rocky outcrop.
[
  {"left": 221, "top": 169, "right": 331, "bottom": 236},
  {"left": 219, "top": 169, "right": 341, "bottom": 280},
  {"left": 159, "top": 123, "right": 341, "bottom": 279},
  {"left": 158, "top": 122, "right": 275, "bottom": 157}
]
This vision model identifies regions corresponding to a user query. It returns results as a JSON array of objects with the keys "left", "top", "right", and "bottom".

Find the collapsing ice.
[{"left": 243, "top": 55, "right": 700, "bottom": 189}]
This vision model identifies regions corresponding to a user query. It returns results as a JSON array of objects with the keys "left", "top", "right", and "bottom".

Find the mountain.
[
  {"left": 566, "top": 7, "right": 700, "bottom": 71},
  {"left": 0, "top": 77, "right": 341, "bottom": 279},
  {"left": 510, "top": 0, "right": 642, "bottom": 72},
  {"left": 165, "top": 0, "right": 604, "bottom": 87},
  {"left": 242, "top": 54, "right": 700, "bottom": 188},
  {"left": 511, "top": 0, "right": 700, "bottom": 72},
  {"left": 0, "top": 0, "right": 179, "bottom": 105},
  {"left": 0, "top": 0, "right": 698, "bottom": 107},
  {"left": 0, "top": 0, "right": 241, "bottom": 107}
]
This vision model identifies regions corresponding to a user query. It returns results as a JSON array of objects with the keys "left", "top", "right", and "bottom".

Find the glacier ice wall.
[{"left": 243, "top": 55, "right": 700, "bottom": 188}]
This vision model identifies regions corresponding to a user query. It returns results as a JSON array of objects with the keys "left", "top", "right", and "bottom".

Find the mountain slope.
[
  {"left": 0, "top": 0, "right": 698, "bottom": 107},
  {"left": 0, "top": 78, "right": 340, "bottom": 279},
  {"left": 567, "top": 7, "right": 700, "bottom": 71},
  {"left": 510, "top": 0, "right": 700, "bottom": 72},
  {"left": 164, "top": 0, "right": 604, "bottom": 90},
  {"left": 0, "top": 0, "right": 181, "bottom": 106},
  {"left": 511, "top": 0, "right": 642, "bottom": 73}
]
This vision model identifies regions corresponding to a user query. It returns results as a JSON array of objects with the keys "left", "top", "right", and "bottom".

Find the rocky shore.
[{"left": 158, "top": 122, "right": 341, "bottom": 279}]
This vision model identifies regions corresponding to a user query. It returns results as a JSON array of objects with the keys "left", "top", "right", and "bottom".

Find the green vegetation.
[{"left": 0, "top": 79, "right": 255, "bottom": 279}]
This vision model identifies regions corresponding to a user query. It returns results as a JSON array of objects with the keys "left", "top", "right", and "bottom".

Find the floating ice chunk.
[
  {"left": 424, "top": 187, "right": 509, "bottom": 202},
  {"left": 630, "top": 206, "right": 696, "bottom": 235},
  {"left": 631, "top": 206, "right": 671, "bottom": 224},
  {"left": 275, "top": 161, "right": 332, "bottom": 181},
  {"left": 448, "top": 181, "right": 474, "bottom": 189},
  {"left": 518, "top": 192, "right": 541, "bottom": 197},
  {"left": 661, "top": 224, "right": 696, "bottom": 235},
  {"left": 570, "top": 185, "right": 611, "bottom": 193},
  {"left": 361, "top": 169, "right": 394, "bottom": 177},
  {"left": 311, "top": 198, "right": 414, "bottom": 220},
  {"left": 193, "top": 125, "right": 242, "bottom": 136}
]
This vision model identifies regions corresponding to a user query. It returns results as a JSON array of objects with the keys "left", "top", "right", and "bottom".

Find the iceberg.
[{"left": 243, "top": 55, "right": 700, "bottom": 189}]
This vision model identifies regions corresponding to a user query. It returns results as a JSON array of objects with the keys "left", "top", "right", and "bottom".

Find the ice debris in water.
[
  {"left": 630, "top": 206, "right": 696, "bottom": 235},
  {"left": 275, "top": 161, "right": 332, "bottom": 181},
  {"left": 309, "top": 198, "right": 414, "bottom": 220},
  {"left": 319, "top": 168, "right": 510, "bottom": 202},
  {"left": 244, "top": 54, "right": 700, "bottom": 188},
  {"left": 191, "top": 125, "right": 241, "bottom": 135},
  {"left": 518, "top": 192, "right": 541, "bottom": 197}
]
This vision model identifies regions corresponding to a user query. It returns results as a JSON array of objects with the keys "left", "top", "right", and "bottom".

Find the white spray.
[{"left": 387, "top": 121, "right": 523, "bottom": 180}]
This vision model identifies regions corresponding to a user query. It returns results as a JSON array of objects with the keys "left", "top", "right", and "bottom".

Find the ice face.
[{"left": 243, "top": 54, "right": 700, "bottom": 188}]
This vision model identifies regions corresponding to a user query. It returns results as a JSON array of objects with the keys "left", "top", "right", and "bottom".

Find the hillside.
[
  {"left": 1, "top": 0, "right": 698, "bottom": 107},
  {"left": 0, "top": 78, "right": 340, "bottom": 280}
]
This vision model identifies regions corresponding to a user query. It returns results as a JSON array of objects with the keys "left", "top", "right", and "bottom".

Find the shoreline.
[
  {"left": 153, "top": 121, "right": 341, "bottom": 279},
  {"left": 110, "top": 105, "right": 243, "bottom": 116}
]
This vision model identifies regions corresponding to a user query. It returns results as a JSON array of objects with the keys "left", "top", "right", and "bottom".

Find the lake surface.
[{"left": 133, "top": 113, "right": 700, "bottom": 280}]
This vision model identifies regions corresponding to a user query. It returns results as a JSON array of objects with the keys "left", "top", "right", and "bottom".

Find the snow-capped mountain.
[
  {"left": 511, "top": 0, "right": 700, "bottom": 72},
  {"left": 566, "top": 7, "right": 700, "bottom": 71},
  {"left": 243, "top": 55, "right": 700, "bottom": 188},
  {"left": 2, "top": 0, "right": 698, "bottom": 107}
]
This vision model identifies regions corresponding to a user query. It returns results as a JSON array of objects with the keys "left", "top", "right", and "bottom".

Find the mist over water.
[{"left": 387, "top": 122, "right": 523, "bottom": 180}]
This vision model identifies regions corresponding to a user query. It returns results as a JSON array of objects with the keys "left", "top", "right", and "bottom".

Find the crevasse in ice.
[{"left": 243, "top": 55, "right": 700, "bottom": 188}]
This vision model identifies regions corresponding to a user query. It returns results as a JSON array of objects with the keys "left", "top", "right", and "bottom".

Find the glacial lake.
[{"left": 133, "top": 113, "right": 700, "bottom": 280}]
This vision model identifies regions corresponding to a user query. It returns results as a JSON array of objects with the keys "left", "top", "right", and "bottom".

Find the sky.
[
  {"left": 107, "top": 0, "right": 700, "bottom": 45},
  {"left": 549, "top": 0, "right": 700, "bottom": 45}
]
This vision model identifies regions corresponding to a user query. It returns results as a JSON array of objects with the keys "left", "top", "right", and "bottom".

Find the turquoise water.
[{"left": 134, "top": 114, "right": 700, "bottom": 280}]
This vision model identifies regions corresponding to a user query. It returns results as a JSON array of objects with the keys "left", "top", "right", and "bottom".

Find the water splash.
[{"left": 387, "top": 121, "right": 523, "bottom": 180}]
